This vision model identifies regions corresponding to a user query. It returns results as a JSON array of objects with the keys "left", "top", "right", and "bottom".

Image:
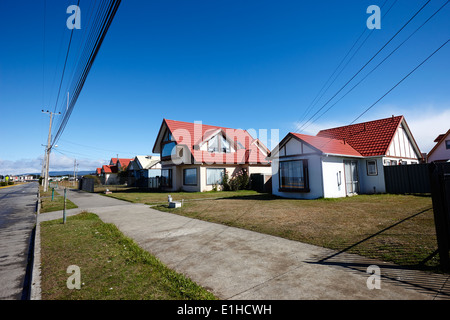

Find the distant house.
[
  {"left": 152, "top": 119, "right": 271, "bottom": 192},
  {"left": 110, "top": 158, "right": 133, "bottom": 171},
  {"left": 269, "top": 115, "right": 423, "bottom": 199},
  {"left": 127, "top": 155, "right": 161, "bottom": 187},
  {"left": 101, "top": 164, "right": 118, "bottom": 185},
  {"left": 427, "top": 129, "right": 450, "bottom": 163},
  {"left": 96, "top": 167, "right": 102, "bottom": 176}
]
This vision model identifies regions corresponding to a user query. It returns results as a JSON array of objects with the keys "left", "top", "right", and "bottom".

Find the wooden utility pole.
[{"left": 42, "top": 110, "right": 60, "bottom": 192}]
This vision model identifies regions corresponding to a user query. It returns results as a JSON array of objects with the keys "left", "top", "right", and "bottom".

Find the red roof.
[
  {"left": 102, "top": 165, "right": 118, "bottom": 174},
  {"left": 96, "top": 168, "right": 101, "bottom": 174},
  {"left": 316, "top": 116, "right": 404, "bottom": 156},
  {"left": 155, "top": 119, "right": 270, "bottom": 165},
  {"left": 290, "top": 133, "right": 362, "bottom": 157},
  {"left": 110, "top": 158, "right": 133, "bottom": 168}
]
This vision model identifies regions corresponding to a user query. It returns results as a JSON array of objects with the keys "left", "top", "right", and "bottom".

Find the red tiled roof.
[
  {"left": 290, "top": 133, "right": 362, "bottom": 157},
  {"left": 110, "top": 158, "right": 133, "bottom": 168},
  {"left": 158, "top": 119, "right": 270, "bottom": 165},
  {"left": 102, "top": 165, "right": 118, "bottom": 174},
  {"left": 96, "top": 168, "right": 101, "bottom": 174},
  {"left": 316, "top": 116, "right": 403, "bottom": 156}
]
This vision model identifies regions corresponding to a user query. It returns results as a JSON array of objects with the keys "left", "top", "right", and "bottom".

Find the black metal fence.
[
  {"left": 384, "top": 163, "right": 431, "bottom": 194},
  {"left": 429, "top": 162, "right": 450, "bottom": 271}
]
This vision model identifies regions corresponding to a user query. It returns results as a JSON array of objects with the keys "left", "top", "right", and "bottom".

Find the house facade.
[
  {"left": 127, "top": 155, "right": 162, "bottom": 187},
  {"left": 427, "top": 129, "right": 450, "bottom": 163},
  {"left": 152, "top": 119, "right": 271, "bottom": 192},
  {"left": 269, "top": 115, "right": 422, "bottom": 199},
  {"left": 101, "top": 164, "right": 118, "bottom": 185}
]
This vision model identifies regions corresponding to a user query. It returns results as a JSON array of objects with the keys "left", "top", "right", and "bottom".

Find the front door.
[{"left": 344, "top": 160, "right": 359, "bottom": 195}]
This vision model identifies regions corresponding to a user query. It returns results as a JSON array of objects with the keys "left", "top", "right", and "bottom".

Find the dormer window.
[{"left": 208, "top": 135, "right": 231, "bottom": 153}]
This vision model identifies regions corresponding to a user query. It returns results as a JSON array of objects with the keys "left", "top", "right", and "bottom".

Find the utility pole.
[
  {"left": 73, "top": 159, "right": 77, "bottom": 187},
  {"left": 42, "top": 110, "right": 61, "bottom": 192}
]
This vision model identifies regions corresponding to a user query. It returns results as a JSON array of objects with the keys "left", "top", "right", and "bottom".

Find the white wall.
[
  {"left": 358, "top": 157, "right": 386, "bottom": 194},
  {"left": 271, "top": 154, "right": 323, "bottom": 199},
  {"left": 428, "top": 136, "right": 450, "bottom": 162},
  {"left": 321, "top": 156, "right": 346, "bottom": 198},
  {"left": 386, "top": 123, "right": 420, "bottom": 160}
]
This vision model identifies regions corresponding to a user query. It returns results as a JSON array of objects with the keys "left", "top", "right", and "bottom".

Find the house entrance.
[{"left": 344, "top": 160, "right": 359, "bottom": 195}]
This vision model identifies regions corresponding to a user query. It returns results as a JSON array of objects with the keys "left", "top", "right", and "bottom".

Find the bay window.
[{"left": 279, "top": 160, "right": 309, "bottom": 192}]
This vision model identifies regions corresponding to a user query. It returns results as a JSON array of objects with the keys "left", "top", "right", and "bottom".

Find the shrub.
[{"left": 221, "top": 169, "right": 249, "bottom": 191}]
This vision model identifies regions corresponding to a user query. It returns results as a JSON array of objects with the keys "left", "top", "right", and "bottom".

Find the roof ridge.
[{"left": 317, "top": 115, "right": 403, "bottom": 133}]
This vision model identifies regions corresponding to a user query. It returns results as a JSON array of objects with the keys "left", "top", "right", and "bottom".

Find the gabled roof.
[
  {"left": 96, "top": 168, "right": 101, "bottom": 175},
  {"left": 152, "top": 119, "right": 269, "bottom": 165},
  {"left": 290, "top": 133, "right": 363, "bottom": 157},
  {"left": 316, "top": 115, "right": 405, "bottom": 157},
  {"left": 102, "top": 165, "right": 118, "bottom": 174},
  {"left": 427, "top": 129, "right": 450, "bottom": 160},
  {"left": 134, "top": 155, "right": 160, "bottom": 170},
  {"left": 110, "top": 158, "right": 133, "bottom": 169}
]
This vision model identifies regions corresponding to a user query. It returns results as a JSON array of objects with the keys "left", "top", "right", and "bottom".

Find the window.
[
  {"left": 206, "top": 168, "right": 225, "bottom": 185},
  {"left": 183, "top": 168, "right": 197, "bottom": 186},
  {"left": 161, "top": 169, "right": 172, "bottom": 188},
  {"left": 366, "top": 160, "right": 378, "bottom": 176},
  {"left": 162, "top": 142, "right": 176, "bottom": 158},
  {"left": 208, "top": 135, "right": 231, "bottom": 153},
  {"left": 279, "top": 160, "right": 309, "bottom": 192},
  {"left": 446, "top": 140, "right": 450, "bottom": 150},
  {"left": 384, "top": 159, "right": 397, "bottom": 166}
]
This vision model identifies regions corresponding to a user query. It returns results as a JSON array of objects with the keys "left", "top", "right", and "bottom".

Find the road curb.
[{"left": 29, "top": 191, "right": 42, "bottom": 300}]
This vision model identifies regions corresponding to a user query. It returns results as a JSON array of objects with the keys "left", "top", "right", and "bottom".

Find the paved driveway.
[{"left": 36, "top": 188, "right": 450, "bottom": 300}]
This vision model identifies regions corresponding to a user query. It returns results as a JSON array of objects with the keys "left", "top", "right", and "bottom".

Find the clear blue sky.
[{"left": 0, "top": 0, "right": 449, "bottom": 175}]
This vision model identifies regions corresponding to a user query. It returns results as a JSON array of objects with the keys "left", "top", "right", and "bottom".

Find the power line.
[
  {"left": 350, "top": 38, "right": 449, "bottom": 124},
  {"left": 51, "top": 0, "right": 122, "bottom": 147},
  {"left": 295, "top": 0, "right": 396, "bottom": 130},
  {"left": 299, "top": 0, "right": 449, "bottom": 132},
  {"left": 295, "top": 0, "right": 432, "bottom": 133},
  {"left": 52, "top": 0, "right": 81, "bottom": 114}
]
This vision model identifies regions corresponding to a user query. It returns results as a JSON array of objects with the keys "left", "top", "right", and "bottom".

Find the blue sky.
[{"left": 0, "top": 0, "right": 449, "bottom": 175}]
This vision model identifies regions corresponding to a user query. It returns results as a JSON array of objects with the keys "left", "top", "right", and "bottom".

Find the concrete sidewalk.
[{"left": 35, "top": 189, "right": 450, "bottom": 300}]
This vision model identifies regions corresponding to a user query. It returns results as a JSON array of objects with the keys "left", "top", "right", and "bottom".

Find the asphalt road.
[{"left": 0, "top": 182, "right": 38, "bottom": 300}]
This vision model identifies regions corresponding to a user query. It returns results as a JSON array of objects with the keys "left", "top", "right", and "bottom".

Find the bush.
[
  {"left": 0, "top": 182, "right": 7, "bottom": 186},
  {"left": 221, "top": 169, "right": 249, "bottom": 191}
]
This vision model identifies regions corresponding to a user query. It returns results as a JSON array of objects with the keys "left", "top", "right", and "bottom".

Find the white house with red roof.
[
  {"left": 427, "top": 129, "right": 450, "bottom": 163},
  {"left": 109, "top": 157, "right": 134, "bottom": 171},
  {"left": 101, "top": 164, "right": 119, "bottom": 185},
  {"left": 269, "top": 115, "right": 423, "bottom": 199},
  {"left": 152, "top": 119, "right": 271, "bottom": 192}
]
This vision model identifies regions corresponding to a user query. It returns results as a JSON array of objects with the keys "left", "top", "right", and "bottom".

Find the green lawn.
[
  {"left": 102, "top": 188, "right": 259, "bottom": 205},
  {"left": 40, "top": 212, "right": 217, "bottom": 300},
  {"left": 39, "top": 187, "right": 78, "bottom": 213}
]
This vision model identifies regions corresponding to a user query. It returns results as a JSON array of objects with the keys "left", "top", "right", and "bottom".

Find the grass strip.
[{"left": 40, "top": 212, "right": 217, "bottom": 300}]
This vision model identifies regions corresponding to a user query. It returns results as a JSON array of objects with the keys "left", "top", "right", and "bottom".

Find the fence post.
[{"left": 429, "top": 163, "right": 450, "bottom": 272}]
